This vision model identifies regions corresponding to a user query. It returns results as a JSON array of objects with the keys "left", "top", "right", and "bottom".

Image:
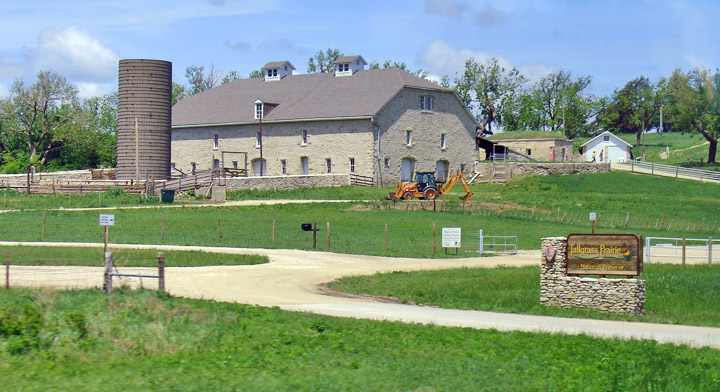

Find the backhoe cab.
[{"left": 385, "top": 170, "right": 473, "bottom": 201}]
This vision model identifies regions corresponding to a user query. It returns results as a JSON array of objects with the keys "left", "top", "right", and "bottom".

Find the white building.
[{"left": 580, "top": 131, "right": 633, "bottom": 162}]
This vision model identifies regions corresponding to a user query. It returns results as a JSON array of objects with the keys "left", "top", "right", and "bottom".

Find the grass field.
[
  {"left": 0, "top": 246, "right": 267, "bottom": 267},
  {"left": 330, "top": 264, "right": 720, "bottom": 328},
  {"left": 1, "top": 288, "right": 718, "bottom": 391},
  {"left": 0, "top": 172, "right": 717, "bottom": 258}
]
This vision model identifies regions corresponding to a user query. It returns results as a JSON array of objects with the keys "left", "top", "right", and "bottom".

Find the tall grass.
[
  {"left": 330, "top": 264, "right": 720, "bottom": 327},
  {"left": 1, "top": 288, "right": 718, "bottom": 391}
]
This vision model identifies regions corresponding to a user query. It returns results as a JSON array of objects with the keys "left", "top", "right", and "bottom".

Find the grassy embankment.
[
  {"left": 1, "top": 288, "right": 718, "bottom": 391},
  {"left": 0, "top": 171, "right": 717, "bottom": 258},
  {"left": 330, "top": 263, "right": 720, "bottom": 327}
]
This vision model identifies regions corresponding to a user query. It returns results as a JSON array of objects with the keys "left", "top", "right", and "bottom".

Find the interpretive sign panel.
[
  {"left": 99, "top": 214, "right": 115, "bottom": 226},
  {"left": 442, "top": 227, "right": 462, "bottom": 248},
  {"left": 566, "top": 234, "right": 642, "bottom": 276}
]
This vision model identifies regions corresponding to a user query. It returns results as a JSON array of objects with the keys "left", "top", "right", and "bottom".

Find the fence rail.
[
  {"left": 614, "top": 160, "right": 720, "bottom": 183},
  {"left": 478, "top": 230, "right": 518, "bottom": 255},
  {"left": 349, "top": 174, "right": 374, "bottom": 187},
  {"left": 645, "top": 236, "right": 718, "bottom": 264}
]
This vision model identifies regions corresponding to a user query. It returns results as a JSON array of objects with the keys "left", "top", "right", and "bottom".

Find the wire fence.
[{"left": 3, "top": 250, "right": 166, "bottom": 292}]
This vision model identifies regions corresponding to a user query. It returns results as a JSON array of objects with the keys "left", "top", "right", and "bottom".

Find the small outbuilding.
[
  {"left": 483, "top": 131, "right": 574, "bottom": 162},
  {"left": 580, "top": 131, "right": 633, "bottom": 163}
]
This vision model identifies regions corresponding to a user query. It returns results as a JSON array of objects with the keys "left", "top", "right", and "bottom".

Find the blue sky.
[{"left": 0, "top": 0, "right": 718, "bottom": 99}]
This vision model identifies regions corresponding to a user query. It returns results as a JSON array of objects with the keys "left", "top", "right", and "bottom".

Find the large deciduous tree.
[
  {"left": 0, "top": 70, "right": 78, "bottom": 165},
  {"left": 665, "top": 68, "right": 720, "bottom": 164},
  {"left": 454, "top": 57, "right": 525, "bottom": 135},
  {"left": 599, "top": 76, "right": 664, "bottom": 147}
]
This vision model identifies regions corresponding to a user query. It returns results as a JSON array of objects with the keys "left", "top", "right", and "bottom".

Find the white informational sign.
[
  {"left": 589, "top": 212, "right": 597, "bottom": 221},
  {"left": 442, "top": 227, "right": 462, "bottom": 248},
  {"left": 99, "top": 214, "right": 115, "bottom": 226}
]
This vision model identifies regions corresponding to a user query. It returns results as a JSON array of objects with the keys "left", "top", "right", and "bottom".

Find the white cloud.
[
  {"left": 418, "top": 39, "right": 553, "bottom": 84},
  {"left": 76, "top": 82, "right": 115, "bottom": 99},
  {"left": 32, "top": 27, "right": 119, "bottom": 81}
]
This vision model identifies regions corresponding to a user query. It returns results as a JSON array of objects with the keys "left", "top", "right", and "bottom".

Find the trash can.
[{"left": 160, "top": 189, "right": 175, "bottom": 203}]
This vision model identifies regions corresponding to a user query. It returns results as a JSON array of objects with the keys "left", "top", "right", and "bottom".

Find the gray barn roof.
[{"left": 172, "top": 68, "right": 450, "bottom": 127}]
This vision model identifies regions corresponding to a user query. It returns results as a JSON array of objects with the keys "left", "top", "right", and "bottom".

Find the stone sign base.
[{"left": 540, "top": 237, "right": 645, "bottom": 314}]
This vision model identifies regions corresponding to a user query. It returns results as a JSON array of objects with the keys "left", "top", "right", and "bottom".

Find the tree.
[
  {"left": 307, "top": 48, "right": 343, "bottom": 73},
  {"left": 599, "top": 76, "right": 664, "bottom": 147},
  {"left": 185, "top": 64, "right": 223, "bottom": 95},
  {"left": 248, "top": 69, "right": 264, "bottom": 79},
  {"left": 220, "top": 70, "right": 242, "bottom": 85},
  {"left": 665, "top": 68, "right": 720, "bottom": 164},
  {"left": 454, "top": 57, "right": 526, "bottom": 135},
  {"left": 172, "top": 82, "right": 187, "bottom": 105},
  {"left": 369, "top": 60, "right": 430, "bottom": 79},
  {"left": 512, "top": 70, "right": 600, "bottom": 138},
  {"left": 0, "top": 70, "right": 78, "bottom": 165}
]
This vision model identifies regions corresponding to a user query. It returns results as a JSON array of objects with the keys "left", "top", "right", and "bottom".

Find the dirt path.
[
  {"left": 5, "top": 241, "right": 720, "bottom": 349},
  {"left": 1, "top": 241, "right": 538, "bottom": 306}
]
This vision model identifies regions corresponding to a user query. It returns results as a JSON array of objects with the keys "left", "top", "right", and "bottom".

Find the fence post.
[
  {"left": 384, "top": 223, "right": 388, "bottom": 253},
  {"left": 682, "top": 237, "right": 686, "bottom": 266},
  {"left": 5, "top": 250, "right": 9, "bottom": 290},
  {"left": 432, "top": 223, "right": 437, "bottom": 254},
  {"left": 103, "top": 251, "right": 113, "bottom": 293},
  {"left": 479, "top": 229, "right": 484, "bottom": 255},
  {"left": 158, "top": 252, "right": 165, "bottom": 293},
  {"left": 709, "top": 236, "right": 713, "bottom": 266}
]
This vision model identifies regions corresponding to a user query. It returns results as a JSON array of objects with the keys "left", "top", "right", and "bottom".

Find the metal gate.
[{"left": 645, "top": 236, "right": 718, "bottom": 264}]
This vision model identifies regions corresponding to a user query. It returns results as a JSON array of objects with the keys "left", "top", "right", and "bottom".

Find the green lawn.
[
  {"left": 0, "top": 172, "right": 718, "bottom": 258},
  {"left": 1, "top": 288, "right": 718, "bottom": 391},
  {"left": 330, "top": 264, "right": 720, "bottom": 328},
  {"left": 0, "top": 246, "right": 267, "bottom": 267}
]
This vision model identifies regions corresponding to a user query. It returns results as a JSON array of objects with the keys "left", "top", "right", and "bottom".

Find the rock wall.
[
  {"left": 0, "top": 170, "right": 93, "bottom": 189},
  {"left": 224, "top": 174, "right": 350, "bottom": 191},
  {"left": 540, "top": 237, "right": 645, "bottom": 314},
  {"left": 475, "top": 162, "right": 610, "bottom": 181}
]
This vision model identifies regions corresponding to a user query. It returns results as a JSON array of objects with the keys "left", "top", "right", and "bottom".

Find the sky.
[{"left": 0, "top": 0, "right": 718, "bottom": 99}]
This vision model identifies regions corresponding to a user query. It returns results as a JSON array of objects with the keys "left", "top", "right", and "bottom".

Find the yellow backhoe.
[{"left": 385, "top": 170, "right": 473, "bottom": 201}]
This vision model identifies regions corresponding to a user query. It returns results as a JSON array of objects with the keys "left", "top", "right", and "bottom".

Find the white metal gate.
[
  {"left": 478, "top": 229, "right": 518, "bottom": 255},
  {"left": 645, "top": 236, "right": 718, "bottom": 264}
]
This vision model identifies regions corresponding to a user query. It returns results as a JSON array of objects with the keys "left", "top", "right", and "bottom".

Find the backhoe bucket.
[{"left": 460, "top": 192, "right": 474, "bottom": 201}]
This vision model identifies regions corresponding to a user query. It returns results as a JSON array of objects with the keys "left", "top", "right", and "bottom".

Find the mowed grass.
[
  {"left": 330, "top": 264, "right": 720, "bottom": 327},
  {"left": 0, "top": 171, "right": 717, "bottom": 258},
  {"left": 1, "top": 288, "right": 718, "bottom": 391},
  {"left": 0, "top": 246, "right": 267, "bottom": 267}
]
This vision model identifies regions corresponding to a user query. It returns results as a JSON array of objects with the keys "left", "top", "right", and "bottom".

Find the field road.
[{"left": 3, "top": 241, "right": 720, "bottom": 349}]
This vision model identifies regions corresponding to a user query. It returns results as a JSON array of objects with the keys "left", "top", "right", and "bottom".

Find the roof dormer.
[
  {"left": 333, "top": 55, "right": 367, "bottom": 77},
  {"left": 262, "top": 61, "right": 295, "bottom": 81}
]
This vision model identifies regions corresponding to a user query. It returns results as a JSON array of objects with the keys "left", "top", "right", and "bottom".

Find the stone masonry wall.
[
  {"left": 475, "top": 162, "right": 610, "bottom": 182},
  {"left": 172, "top": 119, "right": 376, "bottom": 179},
  {"left": 0, "top": 170, "right": 93, "bottom": 189},
  {"left": 540, "top": 237, "right": 645, "bottom": 314},
  {"left": 223, "top": 174, "right": 349, "bottom": 191},
  {"left": 375, "top": 88, "right": 478, "bottom": 186}
]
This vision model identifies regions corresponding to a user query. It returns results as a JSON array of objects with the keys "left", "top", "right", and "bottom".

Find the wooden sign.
[{"left": 566, "top": 234, "right": 642, "bottom": 276}]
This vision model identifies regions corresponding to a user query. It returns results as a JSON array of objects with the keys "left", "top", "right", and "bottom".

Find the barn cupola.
[
  {"left": 333, "top": 55, "right": 367, "bottom": 77},
  {"left": 262, "top": 61, "right": 295, "bottom": 81}
]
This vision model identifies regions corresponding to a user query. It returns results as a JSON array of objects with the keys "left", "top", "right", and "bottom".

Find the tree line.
[{"left": 1, "top": 49, "right": 718, "bottom": 174}]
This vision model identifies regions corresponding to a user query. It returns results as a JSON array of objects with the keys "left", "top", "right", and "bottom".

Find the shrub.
[{"left": 105, "top": 186, "right": 125, "bottom": 197}]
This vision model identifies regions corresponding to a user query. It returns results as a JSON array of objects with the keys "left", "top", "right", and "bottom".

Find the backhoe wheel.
[
  {"left": 402, "top": 192, "right": 413, "bottom": 200},
  {"left": 423, "top": 188, "right": 438, "bottom": 200}
]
